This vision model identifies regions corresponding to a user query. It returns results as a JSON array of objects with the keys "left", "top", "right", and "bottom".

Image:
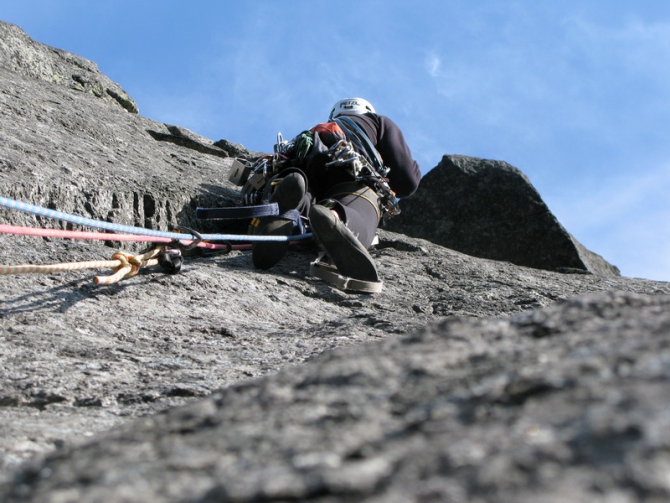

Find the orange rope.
[
  {"left": 0, "top": 248, "right": 163, "bottom": 285},
  {"left": 94, "top": 249, "right": 162, "bottom": 284}
]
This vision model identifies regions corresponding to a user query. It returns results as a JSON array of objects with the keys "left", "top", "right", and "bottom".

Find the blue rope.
[{"left": 0, "top": 195, "right": 312, "bottom": 243}]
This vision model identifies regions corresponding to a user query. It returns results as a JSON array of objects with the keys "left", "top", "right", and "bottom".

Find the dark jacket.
[
  {"left": 299, "top": 113, "right": 421, "bottom": 202},
  {"left": 343, "top": 113, "right": 421, "bottom": 199}
]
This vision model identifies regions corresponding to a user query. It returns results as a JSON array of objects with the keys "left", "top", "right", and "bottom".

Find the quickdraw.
[{"left": 321, "top": 139, "right": 400, "bottom": 217}]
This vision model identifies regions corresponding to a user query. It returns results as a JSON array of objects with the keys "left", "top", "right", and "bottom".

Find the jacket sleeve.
[{"left": 375, "top": 115, "right": 421, "bottom": 199}]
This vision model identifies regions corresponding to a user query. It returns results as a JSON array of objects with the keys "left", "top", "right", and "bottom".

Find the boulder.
[{"left": 386, "top": 155, "right": 620, "bottom": 276}]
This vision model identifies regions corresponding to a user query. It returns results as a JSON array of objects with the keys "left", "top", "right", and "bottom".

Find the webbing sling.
[
  {"left": 195, "top": 203, "right": 279, "bottom": 220},
  {"left": 309, "top": 258, "right": 383, "bottom": 294}
]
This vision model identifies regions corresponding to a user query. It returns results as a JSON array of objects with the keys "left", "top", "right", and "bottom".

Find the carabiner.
[{"left": 171, "top": 227, "right": 203, "bottom": 251}]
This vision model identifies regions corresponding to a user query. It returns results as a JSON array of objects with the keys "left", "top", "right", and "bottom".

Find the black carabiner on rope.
[{"left": 171, "top": 227, "right": 203, "bottom": 251}]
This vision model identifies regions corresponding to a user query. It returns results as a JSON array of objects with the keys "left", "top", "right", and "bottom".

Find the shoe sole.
[{"left": 309, "top": 205, "right": 379, "bottom": 282}]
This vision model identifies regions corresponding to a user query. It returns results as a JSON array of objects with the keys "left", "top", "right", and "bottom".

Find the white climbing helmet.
[{"left": 329, "top": 98, "right": 376, "bottom": 120}]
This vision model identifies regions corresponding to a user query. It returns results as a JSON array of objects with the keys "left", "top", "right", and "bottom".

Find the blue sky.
[{"left": 2, "top": 1, "right": 669, "bottom": 281}]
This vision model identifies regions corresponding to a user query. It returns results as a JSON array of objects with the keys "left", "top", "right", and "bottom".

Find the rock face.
[
  {"left": 3, "top": 291, "right": 670, "bottom": 503},
  {"left": 1, "top": 21, "right": 669, "bottom": 503},
  {"left": 386, "top": 155, "right": 620, "bottom": 276},
  {"left": 0, "top": 21, "right": 138, "bottom": 114},
  {"left": 0, "top": 20, "right": 258, "bottom": 240}
]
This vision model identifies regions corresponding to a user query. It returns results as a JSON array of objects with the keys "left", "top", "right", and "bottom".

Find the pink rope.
[
  {"left": 0, "top": 224, "right": 251, "bottom": 250},
  {"left": 0, "top": 224, "right": 258, "bottom": 284}
]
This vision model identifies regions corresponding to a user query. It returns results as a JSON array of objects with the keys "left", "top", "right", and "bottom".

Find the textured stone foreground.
[
  {"left": 2, "top": 20, "right": 670, "bottom": 503},
  {"left": 2, "top": 292, "right": 670, "bottom": 503}
]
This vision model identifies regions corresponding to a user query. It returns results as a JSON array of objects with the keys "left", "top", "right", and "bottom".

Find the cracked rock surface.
[{"left": 1, "top": 21, "right": 670, "bottom": 502}]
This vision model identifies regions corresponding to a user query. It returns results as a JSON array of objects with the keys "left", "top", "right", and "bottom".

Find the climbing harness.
[{"left": 231, "top": 120, "right": 400, "bottom": 220}]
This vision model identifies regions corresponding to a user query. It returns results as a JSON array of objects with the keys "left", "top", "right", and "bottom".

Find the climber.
[{"left": 251, "top": 97, "right": 421, "bottom": 288}]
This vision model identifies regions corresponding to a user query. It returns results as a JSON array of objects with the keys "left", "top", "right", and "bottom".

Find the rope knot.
[
  {"left": 111, "top": 252, "right": 141, "bottom": 278},
  {"left": 95, "top": 249, "right": 162, "bottom": 285}
]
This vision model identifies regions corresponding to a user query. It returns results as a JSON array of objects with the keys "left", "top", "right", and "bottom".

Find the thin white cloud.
[
  {"left": 425, "top": 52, "right": 441, "bottom": 78},
  {"left": 555, "top": 166, "right": 670, "bottom": 228}
]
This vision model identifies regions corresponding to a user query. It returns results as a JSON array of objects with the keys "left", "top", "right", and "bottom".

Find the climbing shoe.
[
  {"left": 268, "top": 172, "right": 306, "bottom": 213},
  {"left": 252, "top": 173, "right": 306, "bottom": 270},
  {"left": 308, "top": 204, "right": 380, "bottom": 283}
]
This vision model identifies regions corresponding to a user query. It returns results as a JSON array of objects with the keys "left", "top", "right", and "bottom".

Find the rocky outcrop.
[
  {"left": 0, "top": 21, "right": 138, "bottom": 113},
  {"left": 1, "top": 21, "right": 669, "bottom": 503},
  {"left": 386, "top": 155, "right": 620, "bottom": 276},
  {"left": 0, "top": 20, "right": 249, "bottom": 239}
]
